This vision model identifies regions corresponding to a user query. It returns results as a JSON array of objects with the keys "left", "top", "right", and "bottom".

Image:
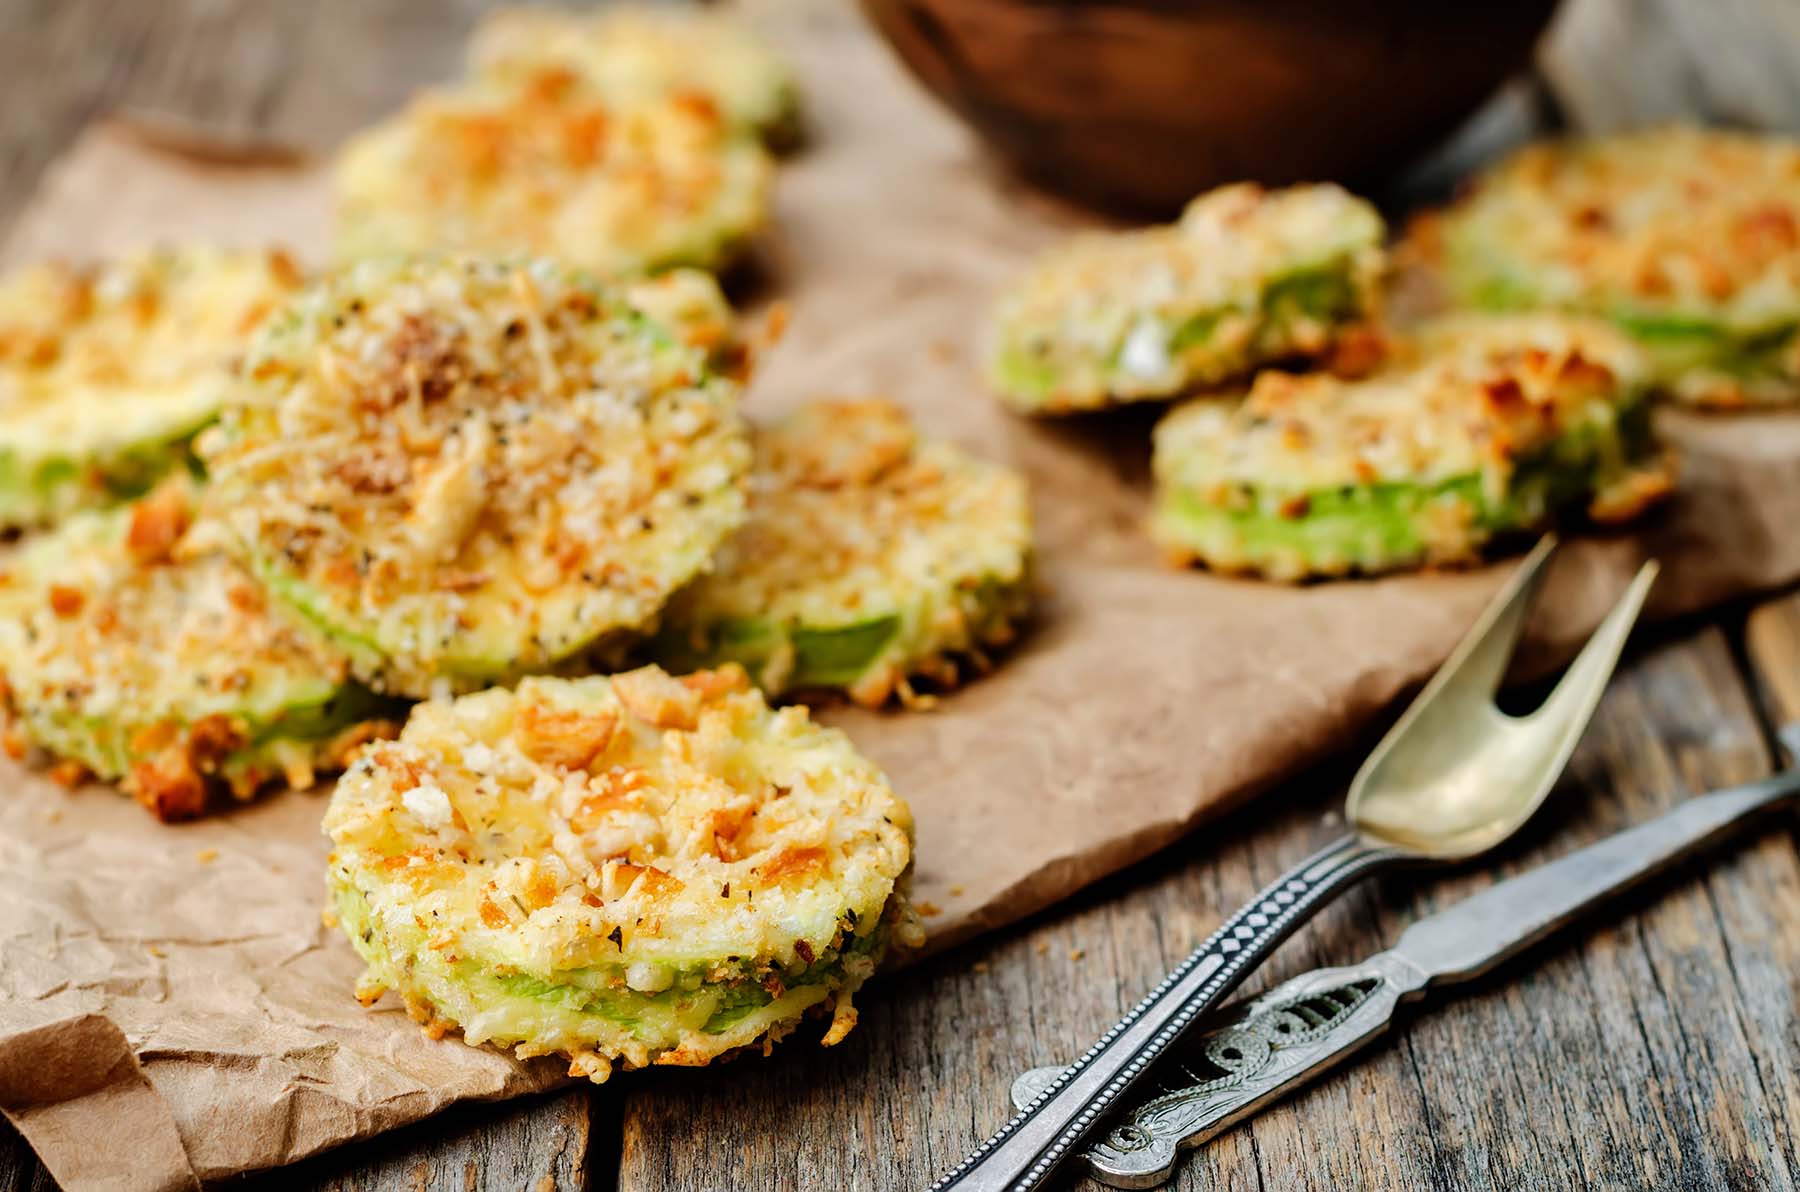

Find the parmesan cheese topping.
[
  {"left": 333, "top": 67, "right": 773, "bottom": 276},
  {"left": 199, "top": 256, "right": 751, "bottom": 696},
  {"left": 324, "top": 666, "right": 915, "bottom": 1076},
  {"left": 657, "top": 399, "right": 1033, "bottom": 705},
  {"left": 988, "top": 182, "right": 1386, "bottom": 410},
  {"left": 467, "top": 5, "right": 800, "bottom": 143},
  {"left": 0, "top": 245, "right": 304, "bottom": 526},
  {"left": 1440, "top": 127, "right": 1800, "bottom": 327}
]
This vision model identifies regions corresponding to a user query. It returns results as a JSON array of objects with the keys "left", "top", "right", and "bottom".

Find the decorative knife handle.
[
  {"left": 1009, "top": 952, "right": 1430, "bottom": 1189},
  {"left": 929, "top": 835, "right": 1405, "bottom": 1192}
]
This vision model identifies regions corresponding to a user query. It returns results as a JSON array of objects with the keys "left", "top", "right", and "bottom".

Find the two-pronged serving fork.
[
  {"left": 1009, "top": 741, "right": 1800, "bottom": 1186},
  {"left": 929, "top": 538, "right": 1659, "bottom": 1192}
]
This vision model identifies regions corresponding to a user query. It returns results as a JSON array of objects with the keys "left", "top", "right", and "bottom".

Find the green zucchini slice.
[
  {"left": 650, "top": 399, "right": 1033, "bottom": 706},
  {"left": 988, "top": 182, "right": 1385, "bottom": 413},
  {"left": 332, "top": 73, "right": 773, "bottom": 277},
  {"left": 1151, "top": 314, "right": 1674, "bottom": 580},
  {"left": 466, "top": 5, "right": 802, "bottom": 148},
  {"left": 0, "top": 483, "right": 396, "bottom": 819},
  {"left": 0, "top": 246, "right": 303, "bottom": 529},
  {"left": 198, "top": 255, "right": 750, "bottom": 697},
  {"left": 1434, "top": 127, "right": 1800, "bottom": 408},
  {"left": 323, "top": 667, "right": 918, "bottom": 1081}
]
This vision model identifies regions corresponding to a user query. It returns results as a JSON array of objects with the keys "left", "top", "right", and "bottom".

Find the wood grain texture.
[
  {"left": 276, "top": 1088, "right": 596, "bottom": 1192},
  {"left": 617, "top": 626, "right": 1800, "bottom": 1191},
  {"left": 3, "top": 1, "right": 1800, "bottom": 1190}
]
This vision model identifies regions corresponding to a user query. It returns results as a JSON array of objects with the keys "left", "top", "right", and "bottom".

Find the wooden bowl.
[{"left": 859, "top": 0, "right": 1559, "bottom": 215}]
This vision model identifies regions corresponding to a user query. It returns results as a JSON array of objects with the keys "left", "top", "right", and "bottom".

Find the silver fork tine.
[
  {"left": 1528, "top": 560, "right": 1659, "bottom": 734},
  {"left": 1433, "top": 534, "right": 1561, "bottom": 703},
  {"left": 1351, "top": 537, "right": 1561, "bottom": 790}
]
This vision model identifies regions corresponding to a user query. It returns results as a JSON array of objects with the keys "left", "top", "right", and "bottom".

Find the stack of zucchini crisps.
[
  {"left": 0, "top": 7, "right": 1055, "bottom": 1083},
  {"left": 990, "top": 126, "right": 1800, "bottom": 581}
]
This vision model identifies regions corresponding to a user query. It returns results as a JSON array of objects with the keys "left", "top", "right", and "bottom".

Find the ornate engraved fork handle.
[
  {"left": 928, "top": 834, "right": 1405, "bottom": 1192},
  {"left": 1012, "top": 953, "right": 1431, "bottom": 1188}
]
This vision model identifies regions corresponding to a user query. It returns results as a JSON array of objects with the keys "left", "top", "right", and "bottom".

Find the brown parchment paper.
[{"left": 8, "top": 6, "right": 1800, "bottom": 1188}]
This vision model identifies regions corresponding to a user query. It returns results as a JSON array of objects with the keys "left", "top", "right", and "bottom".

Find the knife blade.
[{"left": 1010, "top": 765, "right": 1800, "bottom": 1189}]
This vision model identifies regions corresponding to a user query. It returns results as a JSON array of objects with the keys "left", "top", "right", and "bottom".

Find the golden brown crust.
[
  {"left": 200, "top": 256, "right": 750, "bottom": 695},
  {"left": 333, "top": 68, "right": 773, "bottom": 276}
]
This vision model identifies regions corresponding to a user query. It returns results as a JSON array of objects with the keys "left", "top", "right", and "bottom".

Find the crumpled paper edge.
[{"left": 0, "top": 1010, "right": 201, "bottom": 1192}]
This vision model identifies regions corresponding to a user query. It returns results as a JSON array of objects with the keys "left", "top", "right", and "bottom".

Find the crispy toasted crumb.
[
  {"left": 323, "top": 667, "right": 914, "bottom": 1078},
  {"left": 333, "top": 73, "right": 773, "bottom": 275},
  {"left": 654, "top": 399, "right": 1033, "bottom": 705},
  {"left": 514, "top": 699, "right": 619, "bottom": 770},
  {"left": 0, "top": 245, "right": 305, "bottom": 530},
  {"left": 47, "top": 759, "right": 91, "bottom": 788},
  {"left": 200, "top": 256, "right": 750, "bottom": 697},
  {"left": 819, "top": 994, "right": 858, "bottom": 1047},
  {"left": 125, "top": 480, "right": 191, "bottom": 564},
  {"left": 611, "top": 667, "right": 703, "bottom": 731},
  {"left": 989, "top": 183, "right": 1386, "bottom": 411},
  {"left": 126, "top": 746, "right": 207, "bottom": 820}
]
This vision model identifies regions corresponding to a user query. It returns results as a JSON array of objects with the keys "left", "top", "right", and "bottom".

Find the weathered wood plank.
[
  {"left": 0, "top": 1122, "right": 54, "bottom": 1192},
  {"left": 274, "top": 1087, "right": 596, "bottom": 1192},
  {"left": 618, "top": 626, "right": 1800, "bottom": 1192}
]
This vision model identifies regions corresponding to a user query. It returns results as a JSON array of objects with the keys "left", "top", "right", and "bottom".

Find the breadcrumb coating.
[
  {"left": 324, "top": 666, "right": 917, "bottom": 1078},
  {"left": 468, "top": 5, "right": 800, "bottom": 145},
  {"left": 1152, "top": 314, "right": 1673, "bottom": 579},
  {"left": 0, "top": 480, "right": 393, "bottom": 820},
  {"left": 199, "top": 255, "right": 750, "bottom": 696},
  {"left": 989, "top": 183, "right": 1385, "bottom": 412},
  {"left": 1435, "top": 127, "right": 1800, "bottom": 407},
  {"left": 333, "top": 68, "right": 772, "bottom": 276},
  {"left": 0, "top": 244, "right": 303, "bottom": 528},
  {"left": 653, "top": 399, "right": 1033, "bottom": 705}
]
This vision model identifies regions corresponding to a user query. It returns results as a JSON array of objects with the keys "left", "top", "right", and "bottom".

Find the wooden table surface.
[{"left": 3, "top": 1, "right": 1800, "bottom": 1189}]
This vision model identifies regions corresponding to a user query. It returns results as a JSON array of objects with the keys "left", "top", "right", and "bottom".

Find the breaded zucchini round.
[
  {"left": 0, "top": 482, "right": 396, "bottom": 820},
  {"left": 1151, "top": 315, "right": 1673, "bottom": 580},
  {"left": 332, "top": 71, "right": 773, "bottom": 277},
  {"left": 198, "top": 256, "right": 750, "bottom": 697},
  {"left": 323, "top": 665, "right": 917, "bottom": 1081},
  {"left": 988, "top": 183, "right": 1386, "bottom": 413},
  {"left": 467, "top": 5, "right": 801, "bottom": 147},
  {"left": 0, "top": 245, "right": 303, "bottom": 529},
  {"left": 623, "top": 268, "right": 745, "bottom": 378},
  {"left": 651, "top": 399, "right": 1033, "bottom": 706},
  {"left": 1435, "top": 128, "right": 1800, "bottom": 407}
]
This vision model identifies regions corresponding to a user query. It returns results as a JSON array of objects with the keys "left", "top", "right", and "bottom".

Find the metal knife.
[{"left": 1010, "top": 762, "right": 1800, "bottom": 1189}]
